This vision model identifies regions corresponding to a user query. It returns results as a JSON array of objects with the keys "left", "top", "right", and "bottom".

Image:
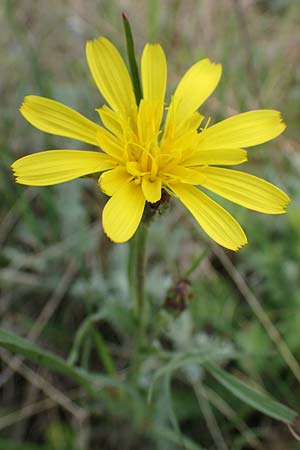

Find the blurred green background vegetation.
[{"left": 1, "top": 0, "right": 300, "bottom": 449}]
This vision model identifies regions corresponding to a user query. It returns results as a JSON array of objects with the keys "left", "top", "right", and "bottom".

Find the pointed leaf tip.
[{"left": 205, "top": 362, "right": 297, "bottom": 423}]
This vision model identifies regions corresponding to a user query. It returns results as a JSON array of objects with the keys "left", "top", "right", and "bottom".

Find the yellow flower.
[{"left": 12, "top": 37, "right": 289, "bottom": 250}]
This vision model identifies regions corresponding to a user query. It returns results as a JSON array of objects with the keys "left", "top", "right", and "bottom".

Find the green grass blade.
[
  {"left": 153, "top": 424, "right": 205, "bottom": 450},
  {"left": 0, "top": 328, "right": 124, "bottom": 395},
  {"left": 122, "top": 13, "right": 142, "bottom": 104},
  {"left": 0, "top": 438, "right": 54, "bottom": 450},
  {"left": 205, "top": 362, "right": 297, "bottom": 423}
]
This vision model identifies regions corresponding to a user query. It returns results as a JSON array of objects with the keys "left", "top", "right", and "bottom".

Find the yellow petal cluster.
[{"left": 11, "top": 37, "right": 290, "bottom": 250}]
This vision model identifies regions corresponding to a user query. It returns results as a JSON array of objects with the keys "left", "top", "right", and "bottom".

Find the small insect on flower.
[{"left": 11, "top": 37, "right": 290, "bottom": 250}]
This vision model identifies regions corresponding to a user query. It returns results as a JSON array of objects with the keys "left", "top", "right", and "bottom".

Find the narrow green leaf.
[
  {"left": 90, "top": 324, "right": 117, "bottom": 376},
  {"left": 163, "top": 374, "right": 187, "bottom": 449},
  {"left": 148, "top": 348, "right": 236, "bottom": 404},
  {"left": 67, "top": 310, "right": 106, "bottom": 366},
  {"left": 0, "top": 328, "right": 126, "bottom": 395},
  {"left": 153, "top": 424, "right": 205, "bottom": 450},
  {"left": 122, "top": 13, "right": 142, "bottom": 104},
  {"left": 205, "top": 362, "right": 297, "bottom": 423},
  {"left": 0, "top": 437, "right": 54, "bottom": 450},
  {"left": 184, "top": 248, "right": 210, "bottom": 278}
]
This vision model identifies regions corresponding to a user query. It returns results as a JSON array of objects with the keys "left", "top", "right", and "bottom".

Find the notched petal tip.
[
  {"left": 102, "top": 228, "right": 125, "bottom": 244},
  {"left": 202, "top": 58, "right": 222, "bottom": 75},
  {"left": 269, "top": 110, "right": 286, "bottom": 131},
  {"left": 85, "top": 37, "right": 108, "bottom": 59},
  {"left": 19, "top": 101, "right": 24, "bottom": 113},
  {"left": 11, "top": 170, "right": 18, "bottom": 183},
  {"left": 281, "top": 193, "right": 291, "bottom": 213},
  {"left": 235, "top": 236, "right": 248, "bottom": 252},
  {"left": 86, "top": 36, "right": 105, "bottom": 46},
  {"left": 146, "top": 42, "right": 161, "bottom": 48},
  {"left": 11, "top": 157, "right": 24, "bottom": 174},
  {"left": 278, "top": 111, "right": 287, "bottom": 132},
  {"left": 267, "top": 110, "right": 287, "bottom": 137},
  {"left": 230, "top": 229, "right": 248, "bottom": 252},
  {"left": 19, "top": 96, "right": 30, "bottom": 114},
  {"left": 208, "top": 58, "right": 222, "bottom": 68},
  {"left": 270, "top": 185, "right": 291, "bottom": 214}
]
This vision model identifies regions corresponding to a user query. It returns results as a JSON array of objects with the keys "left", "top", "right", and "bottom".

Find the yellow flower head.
[{"left": 12, "top": 37, "right": 290, "bottom": 250}]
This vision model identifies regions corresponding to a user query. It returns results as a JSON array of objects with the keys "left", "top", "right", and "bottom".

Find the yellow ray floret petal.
[
  {"left": 137, "top": 99, "right": 158, "bottom": 145},
  {"left": 11, "top": 150, "right": 115, "bottom": 186},
  {"left": 171, "top": 183, "right": 247, "bottom": 251},
  {"left": 20, "top": 96, "right": 102, "bottom": 146},
  {"left": 141, "top": 43, "right": 167, "bottom": 131},
  {"left": 142, "top": 176, "right": 162, "bottom": 203},
  {"left": 97, "top": 105, "right": 123, "bottom": 138},
  {"left": 102, "top": 182, "right": 145, "bottom": 243},
  {"left": 164, "top": 166, "right": 206, "bottom": 185},
  {"left": 199, "top": 167, "right": 290, "bottom": 214},
  {"left": 198, "top": 110, "right": 286, "bottom": 150},
  {"left": 99, "top": 167, "right": 132, "bottom": 196},
  {"left": 170, "top": 58, "right": 222, "bottom": 126},
  {"left": 182, "top": 149, "right": 248, "bottom": 166},
  {"left": 179, "top": 112, "right": 205, "bottom": 134},
  {"left": 96, "top": 128, "right": 125, "bottom": 161},
  {"left": 86, "top": 37, "right": 137, "bottom": 118}
]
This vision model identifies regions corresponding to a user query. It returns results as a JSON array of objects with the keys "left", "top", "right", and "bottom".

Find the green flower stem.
[
  {"left": 128, "top": 236, "right": 138, "bottom": 310},
  {"left": 128, "top": 216, "right": 150, "bottom": 335},
  {"left": 135, "top": 220, "right": 149, "bottom": 335},
  {"left": 128, "top": 213, "right": 151, "bottom": 382}
]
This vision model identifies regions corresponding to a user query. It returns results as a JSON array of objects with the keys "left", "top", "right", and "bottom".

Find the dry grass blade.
[
  {"left": 212, "top": 244, "right": 300, "bottom": 383},
  {"left": 0, "top": 388, "right": 85, "bottom": 431},
  {"left": 0, "top": 259, "right": 79, "bottom": 386},
  {"left": 0, "top": 350, "right": 87, "bottom": 421},
  {"left": 204, "top": 386, "right": 265, "bottom": 450},
  {"left": 193, "top": 381, "right": 229, "bottom": 450}
]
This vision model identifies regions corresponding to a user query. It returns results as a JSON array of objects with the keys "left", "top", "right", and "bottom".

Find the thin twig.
[
  {"left": 0, "top": 397, "right": 55, "bottom": 432},
  {"left": 13, "top": 379, "right": 40, "bottom": 440},
  {"left": 288, "top": 423, "right": 300, "bottom": 442},
  {"left": 0, "top": 388, "right": 85, "bottom": 432},
  {"left": 0, "top": 350, "right": 87, "bottom": 420},
  {"left": 204, "top": 386, "right": 264, "bottom": 450}
]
